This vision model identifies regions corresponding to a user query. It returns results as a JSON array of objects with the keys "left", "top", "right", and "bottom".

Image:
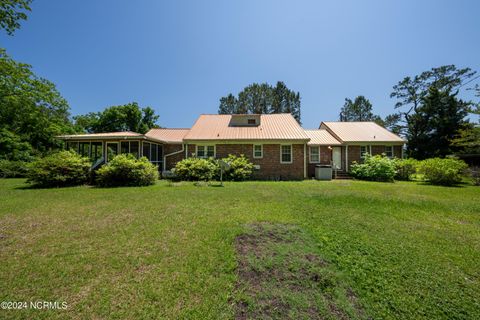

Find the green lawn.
[{"left": 0, "top": 179, "right": 479, "bottom": 319}]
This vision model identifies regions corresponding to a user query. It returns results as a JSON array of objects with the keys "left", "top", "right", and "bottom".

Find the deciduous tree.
[{"left": 0, "top": 0, "right": 31, "bottom": 35}]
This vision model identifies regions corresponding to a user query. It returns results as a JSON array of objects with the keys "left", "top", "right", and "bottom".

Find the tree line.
[
  {"left": 0, "top": 1, "right": 160, "bottom": 161},
  {"left": 339, "top": 65, "right": 479, "bottom": 159},
  {"left": 218, "top": 67, "right": 480, "bottom": 160}
]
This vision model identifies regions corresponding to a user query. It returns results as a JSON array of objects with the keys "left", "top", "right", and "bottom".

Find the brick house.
[{"left": 58, "top": 113, "right": 405, "bottom": 179}]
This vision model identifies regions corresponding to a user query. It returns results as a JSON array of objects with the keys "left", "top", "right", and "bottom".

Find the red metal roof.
[
  {"left": 183, "top": 114, "right": 309, "bottom": 141},
  {"left": 304, "top": 129, "right": 342, "bottom": 146},
  {"left": 320, "top": 122, "right": 405, "bottom": 143},
  {"left": 145, "top": 128, "right": 190, "bottom": 144},
  {"left": 57, "top": 131, "right": 143, "bottom": 139}
]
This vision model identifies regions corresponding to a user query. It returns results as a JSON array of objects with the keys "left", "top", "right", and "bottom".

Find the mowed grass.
[{"left": 0, "top": 179, "right": 479, "bottom": 319}]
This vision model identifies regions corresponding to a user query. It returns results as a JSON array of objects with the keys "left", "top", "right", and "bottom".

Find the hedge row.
[{"left": 350, "top": 154, "right": 469, "bottom": 186}]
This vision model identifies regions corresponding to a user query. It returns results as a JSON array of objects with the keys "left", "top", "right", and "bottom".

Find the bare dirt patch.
[{"left": 234, "top": 223, "right": 366, "bottom": 319}]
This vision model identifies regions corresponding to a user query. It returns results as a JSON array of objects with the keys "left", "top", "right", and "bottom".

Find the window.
[
  {"left": 310, "top": 146, "right": 320, "bottom": 163},
  {"left": 360, "top": 145, "right": 369, "bottom": 159},
  {"left": 253, "top": 144, "right": 263, "bottom": 158},
  {"left": 248, "top": 119, "right": 256, "bottom": 125},
  {"left": 385, "top": 146, "right": 394, "bottom": 158},
  {"left": 197, "top": 145, "right": 215, "bottom": 158},
  {"left": 280, "top": 145, "right": 292, "bottom": 163}
]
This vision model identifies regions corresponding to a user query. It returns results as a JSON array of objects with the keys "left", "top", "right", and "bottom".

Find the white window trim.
[
  {"left": 196, "top": 144, "right": 216, "bottom": 158},
  {"left": 253, "top": 144, "right": 263, "bottom": 159},
  {"left": 360, "top": 145, "right": 369, "bottom": 159},
  {"left": 280, "top": 144, "right": 293, "bottom": 164},
  {"left": 309, "top": 146, "right": 320, "bottom": 163}
]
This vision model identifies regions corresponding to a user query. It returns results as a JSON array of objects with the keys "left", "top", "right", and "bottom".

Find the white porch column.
[
  {"left": 304, "top": 143, "right": 307, "bottom": 178},
  {"left": 345, "top": 145, "right": 349, "bottom": 172}
]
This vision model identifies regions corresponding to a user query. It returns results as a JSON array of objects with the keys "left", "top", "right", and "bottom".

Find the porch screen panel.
[
  {"left": 91, "top": 142, "right": 103, "bottom": 161},
  {"left": 79, "top": 142, "right": 90, "bottom": 158},
  {"left": 151, "top": 144, "right": 158, "bottom": 162},
  {"left": 143, "top": 142, "right": 151, "bottom": 160},
  {"left": 130, "top": 142, "right": 139, "bottom": 158},
  {"left": 121, "top": 141, "right": 129, "bottom": 154},
  {"left": 67, "top": 141, "right": 79, "bottom": 153}
]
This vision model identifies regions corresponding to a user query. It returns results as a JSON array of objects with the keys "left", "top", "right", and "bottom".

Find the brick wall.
[
  {"left": 346, "top": 146, "right": 361, "bottom": 171},
  {"left": 164, "top": 144, "right": 185, "bottom": 170},
  {"left": 183, "top": 143, "right": 305, "bottom": 180},
  {"left": 394, "top": 145, "right": 403, "bottom": 158},
  {"left": 346, "top": 144, "right": 404, "bottom": 171},
  {"left": 307, "top": 146, "right": 332, "bottom": 177}
]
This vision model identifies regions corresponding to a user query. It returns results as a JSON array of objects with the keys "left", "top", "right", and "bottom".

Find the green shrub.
[
  {"left": 27, "top": 151, "right": 91, "bottom": 187},
  {"left": 350, "top": 154, "right": 396, "bottom": 182},
  {"left": 222, "top": 154, "right": 254, "bottom": 181},
  {"left": 174, "top": 157, "right": 218, "bottom": 181},
  {"left": 0, "top": 160, "right": 30, "bottom": 178},
  {"left": 417, "top": 158, "right": 468, "bottom": 186},
  {"left": 96, "top": 154, "right": 159, "bottom": 187},
  {"left": 394, "top": 158, "right": 418, "bottom": 181}
]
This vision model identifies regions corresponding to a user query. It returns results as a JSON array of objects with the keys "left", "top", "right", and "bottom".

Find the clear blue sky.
[{"left": 1, "top": 0, "right": 479, "bottom": 128}]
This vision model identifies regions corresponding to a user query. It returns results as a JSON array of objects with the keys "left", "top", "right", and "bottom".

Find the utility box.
[{"left": 315, "top": 164, "right": 332, "bottom": 180}]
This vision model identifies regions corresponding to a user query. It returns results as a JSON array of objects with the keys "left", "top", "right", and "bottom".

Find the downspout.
[{"left": 163, "top": 144, "right": 185, "bottom": 171}]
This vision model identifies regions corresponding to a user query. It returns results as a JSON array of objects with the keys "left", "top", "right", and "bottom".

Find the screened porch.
[{"left": 64, "top": 140, "right": 164, "bottom": 169}]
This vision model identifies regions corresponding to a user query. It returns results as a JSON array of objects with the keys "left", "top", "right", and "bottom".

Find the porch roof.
[
  {"left": 304, "top": 129, "right": 342, "bottom": 146},
  {"left": 57, "top": 131, "right": 143, "bottom": 140},
  {"left": 145, "top": 128, "right": 189, "bottom": 144}
]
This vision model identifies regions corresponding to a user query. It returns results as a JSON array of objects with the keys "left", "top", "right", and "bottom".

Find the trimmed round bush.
[
  {"left": 0, "top": 160, "right": 30, "bottom": 178},
  {"left": 417, "top": 158, "right": 467, "bottom": 186},
  {"left": 174, "top": 157, "right": 218, "bottom": 181},
  {"left": 222, "top": 154, "right": 254, "bottom": 181},
  {"left": 96, "top": 154, "right": 159, "bottom": 187},
  {"left": 394, "top": 158, "right": 418, "bottom": 181},
  {"left": 27, "top": 151, "right": 91, "bottom": 187},
  {"left": 350, "top": 154, "right": 396, "bottom": 182}
]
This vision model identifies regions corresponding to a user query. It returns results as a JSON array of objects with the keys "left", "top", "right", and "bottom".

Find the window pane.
[
  {"left": 207, "top": 146, "right": 215, "bottom": 157},
  {"left": 197, "top": 146, "right": 205, "bottom": 158},
  {"left": 254, "top": 145, "right": 262, "bottom": 157},
  {"left": 361, "top": 146, "right": 368, "bottom": 158},
  {"left": 385, "top": 146, "right": 393, "bottom": 157},
  {"left": 130, "top": 141, "right": 139, "bottom": 158},
  {"left": 310, "top": 147, "right": 319, "bottom": 162},
  {"left": 281, "top": 145, "right": 292, "bottom": 162},
  {"left": 121, "top": 141, "right": 129, "bottom": 154},
  {"left": 143, "top": 143, "right": 151, "bottom": 160}
]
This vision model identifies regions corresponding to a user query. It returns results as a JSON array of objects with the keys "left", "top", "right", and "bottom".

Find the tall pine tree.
[{"left": 218, "top": 81, "right": 301, "bottom": 123}]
